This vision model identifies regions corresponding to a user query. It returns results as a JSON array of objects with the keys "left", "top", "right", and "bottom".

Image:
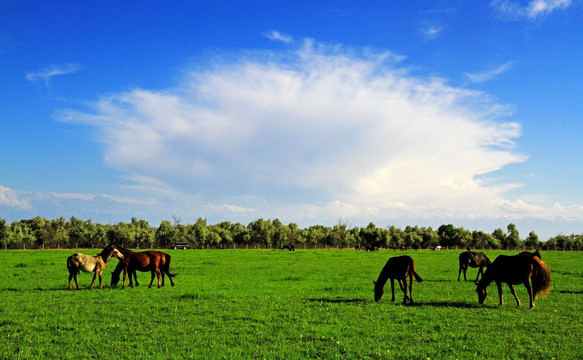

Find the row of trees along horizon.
[{"left": 1, "top": 216, "right": 582, "bottom": 250}]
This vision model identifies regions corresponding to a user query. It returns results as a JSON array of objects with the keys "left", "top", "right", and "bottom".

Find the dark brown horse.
[
  {"left": 110, "top": 244, "right": 162, "bottom": 288},
  {"left": 373, "top": 255, "right": 423, "bottom": 304},
  {"left": 475, "top": 254, "right": 551, "bottom": 308},
  {"left": 111, "top": 249, "right": 177, "bottom": 288},
  {"left": 458, "top": 249, "right": 491, "bottom": 281}
]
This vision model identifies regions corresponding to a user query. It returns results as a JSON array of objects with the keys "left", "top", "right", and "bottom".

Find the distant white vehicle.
[{"left": 171, "top": 242, "right": 189, "bottom": 249}]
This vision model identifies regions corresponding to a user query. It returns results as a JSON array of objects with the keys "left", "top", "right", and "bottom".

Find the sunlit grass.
[{"left": 0, "top": 249, "right": 581, "bottom": 359}]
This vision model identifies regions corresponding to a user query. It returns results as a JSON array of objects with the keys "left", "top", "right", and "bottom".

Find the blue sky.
[{"left": 1, "top": 1, "right": 582, "bottom": 240}]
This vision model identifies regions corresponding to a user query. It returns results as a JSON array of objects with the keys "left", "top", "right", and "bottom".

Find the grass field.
[{"left": 0, "top": 249, "right": 581, "bottom": 359}]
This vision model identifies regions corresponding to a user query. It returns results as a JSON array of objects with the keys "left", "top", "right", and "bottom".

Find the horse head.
[
  {"left": 475, "top": 280, "right": 488, "bottom": 304},
  {"left": 101, "top": 244, "right": 125, "bottom": 262},
  {"left": 112, "top": 248, "right": 124, "bottom": 260},
  {"left": 373, "top": 280, "right": 384, "bottom": 302}
]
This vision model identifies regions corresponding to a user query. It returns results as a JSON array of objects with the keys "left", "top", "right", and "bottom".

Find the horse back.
[
  {"left": 489, "top": 255, "right": 534, "bottom": 284},
  {"left": 385, "top": 255, "right": 415, "bottom": 278},
  {"left": 68, "top": 253, "right": 99, "bottom": 273}
]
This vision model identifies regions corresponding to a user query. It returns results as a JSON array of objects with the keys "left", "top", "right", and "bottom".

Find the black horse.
[
  {"left": 373, "top": 255, "right": 423, "bottom": 304},
  {"left": 458, "top": 249, "right": 492, "bottom": 281},
  {"left": 475, "top": 254, "right": 551, "bottom": 308}
]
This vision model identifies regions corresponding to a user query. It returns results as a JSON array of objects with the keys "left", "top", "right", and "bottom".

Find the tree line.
[{"left": 1, "top": 216, "right": 581, "bottom": 250}]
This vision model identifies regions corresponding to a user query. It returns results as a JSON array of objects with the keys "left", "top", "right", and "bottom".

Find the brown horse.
[
  {"left": 458, "top": 249, "right": 492, "bottom": 281},
  {"left": 111, "top": 244, "right": 162, "bottom": 288},
  {"left": 111, "top": 250, "right": 177, "bottom": 288},
  {"left": 67, "top": 244, "right": 124, "bottom": 290},
  {"left": 475, "top": 254, "right": 551, "bottom": 308},
  {"left": 373, "top": 255, "right": 423, "bottom": 304}
]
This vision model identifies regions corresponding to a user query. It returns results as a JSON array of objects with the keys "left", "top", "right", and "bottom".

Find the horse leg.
[
  {"left": 97, "top": 269, "right": 103, "bottom": 289},
  {"left": 122, "top": 268, "right": 128, "bottom": 289},
  {"left": 156, "top": 268, "right": 161, "bottom": 288},
  {"left": 132, "top": 269, "right": 139, "bottom": 286},
  {"left": 89, "top": 272, "right": 97, "bottom": 290},
  {"left": 508, "top": 284, "right": 521, "bottom": 307},
  {"left": 400, "top": 278, "right": 409, "bottom": 304},
  {"left": 475, "top": 267, "right": 481, "bottom": 282},
  {"left": 149, "top": 270, "right": 155, "bottom": 288},
  {"left": 68, "top": 271, "right": 74, "bottom": 290},
  {"left": 390, "top": 278, "right": 395, "bottom": 301},
  {"left": 73, "top": 271, "right": 81, "bottom": 290},
  {"left": 524, "top": 280, "right": 534, "bottom": 308},
  {"left": 458, "top": 266, "right": 462, "bottom": 281},
  {"left": 408, "top": 275, "right": 414, "bottom": 304},
  {"left": 496, "top": 281, "right": 504, "bottom": 305}
]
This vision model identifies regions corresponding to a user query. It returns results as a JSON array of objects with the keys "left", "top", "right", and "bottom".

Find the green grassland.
[{"left": 0, "top": 249, "right": 581, "bottom": 359}]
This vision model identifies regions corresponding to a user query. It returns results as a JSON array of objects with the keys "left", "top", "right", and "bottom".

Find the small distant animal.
[
  {"left": 373, "top": 255, "right": 423, "bottom": 304},
  {"left": 475, "top": 254, "right": 551, "bottom": 308},
  {"left": 67, "top": 244, "right": 124, "bottom": 290},
  {"left": 458, "top": 249, "right": 492, "bottom": 282}
]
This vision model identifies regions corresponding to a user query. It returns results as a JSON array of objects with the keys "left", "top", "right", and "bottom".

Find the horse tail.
[
  {"left": 67, "top": 255, "right": 79, "bottom": 275},
  {"left": 413, "top": 271, "right": 423, "bottom": 282},
  {"left": 531, "top": 257, "right": 551, "bottom": 298},
  {"left": 163, "top": 254, "right": 178, "bottom": 278}
]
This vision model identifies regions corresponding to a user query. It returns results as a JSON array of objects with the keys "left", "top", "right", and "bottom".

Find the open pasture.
[{"left": 1, "top": 249, "right": 582, "bottom": 359}]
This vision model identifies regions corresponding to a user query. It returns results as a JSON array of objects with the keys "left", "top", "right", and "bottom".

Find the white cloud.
[
  {"left": 420, "top": 25, "right": 443, "bottom": 40},
  {"left": 263, "top": 30, "right": 294, "bottom": 43},
  {"left": 26, "top": 63, "right": 84, "bottom": 86},
  {"left": 0, "top": 186, "right": 31, "bottom": 209},
  {"left": 55, "top": 39, "right": 583, "bottom": 224},
  {"left": 491, "top": 0, "right": 572, "bottom": 20},
  {"left": 465, "top": 61, "right": 514, "bottom": 82}
]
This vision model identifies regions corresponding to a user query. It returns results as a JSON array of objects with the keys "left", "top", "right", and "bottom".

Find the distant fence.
[{"left": 2, "top": 243, "right": 581, "bottom": 251}]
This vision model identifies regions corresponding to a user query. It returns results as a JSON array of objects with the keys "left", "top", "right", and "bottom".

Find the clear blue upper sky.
[{"left": 1, "top": 1, "right": 582, "bottom": 240}]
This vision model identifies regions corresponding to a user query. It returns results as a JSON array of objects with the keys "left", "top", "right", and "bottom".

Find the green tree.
[
  {"left": 492, "top": 228, "right": 507, "bottom": 249},
  {"left": 523, "top": 231, "right": 540, "bottom": 249},
  {"left": 0, "top": 218, "right": 9, "bottom": 249},
  {"left": 272, "top": 219, "right": 289, "bottom": 247},
  {"left": 156, "top": 220, "right": 177, "bottom": 248},
  {"left": 191, "top": 218, "right": 209, "bottom": 247},
  {"left": 506, "top": 223, "right": 522, "bottom": 248},
  {"left": 68, "top": 216, "right": 88, "bottom": 247},
  {"left": 247, "top": 219, "right": 274, "bottom": 247}
]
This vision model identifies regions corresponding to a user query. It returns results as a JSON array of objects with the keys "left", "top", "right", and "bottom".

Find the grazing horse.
[
  {"left": 111, "top": 250, "right": 177, "bottom": 288},
  {"left": 475, "top": 254, "right": 551, "bottom": 308},
  {"left": 458, "top": 249, "right": 491, "bottom": 281},
  {"left": 67, "top": 244, "right": 124, "bottom": 290},
  {"left": 373, "top": 255, "right": 423, "bottom": 304},
  {"left": 111, "top": 245, "right": 162, "bottom": 288}
]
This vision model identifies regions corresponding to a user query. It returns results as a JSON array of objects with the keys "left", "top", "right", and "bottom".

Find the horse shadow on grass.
[
  {"left": 306, "top": 298, "right": 368, "bottom": 304},
  {"left": 408, "top": 301, "right": 481, "bottom": 309},
  {"left": 305, "top": 298, "right": 480, "bottom": 308},
  {"left": 558, "top": 290, "right": 583, "bottom": 295}
]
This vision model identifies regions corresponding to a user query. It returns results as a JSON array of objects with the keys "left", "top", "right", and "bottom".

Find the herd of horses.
[
  {"left": 374, "top": 248, "right": 551, "bottom": 308},
  {"left": 67, "top": 244, "right": 176, "bottom": 290},
  {"left": 66, "top": 244, "right": 551, "bottom": 308}
]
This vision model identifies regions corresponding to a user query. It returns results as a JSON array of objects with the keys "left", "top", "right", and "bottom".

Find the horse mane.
[{"left": 98, "top": 246, "right": 115, "bottom": 262}]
